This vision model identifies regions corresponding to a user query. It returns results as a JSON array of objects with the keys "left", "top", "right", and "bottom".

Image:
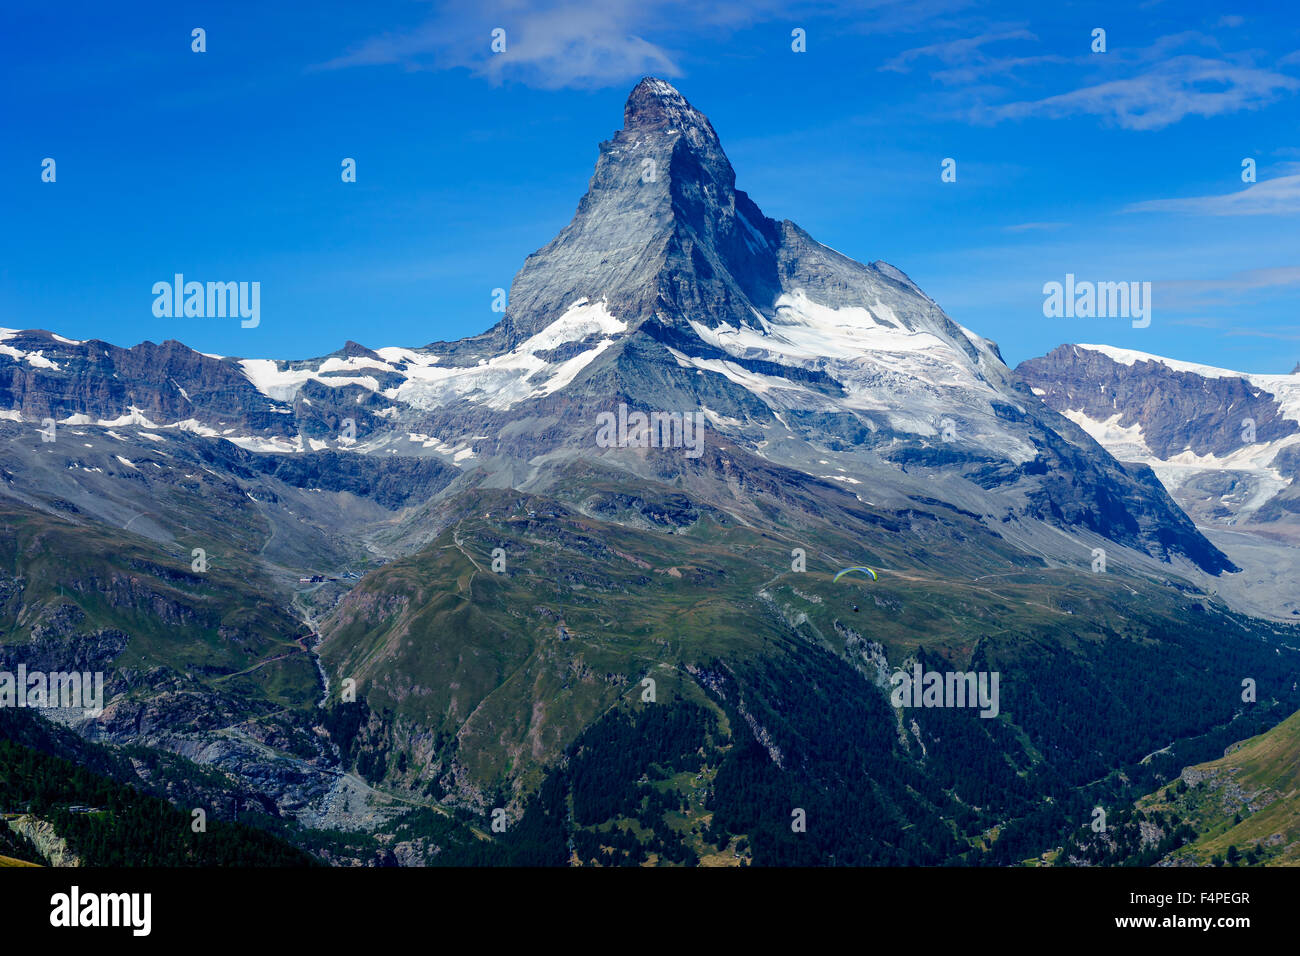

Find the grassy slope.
[
  {"left": 318, "top": 478, "right": 1300, "bottom": 862},
  {"left": 6, "top": 455, "right": 1300, "bottom": 865},
  {"left": 0, "top": 501, "right": 318, "bottom": 712},
  {"left": 1137, "top": 709, "right": 1300, "bottom": 865}
]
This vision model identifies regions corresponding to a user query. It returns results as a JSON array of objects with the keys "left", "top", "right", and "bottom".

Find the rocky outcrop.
[
  {"left": 0, "top": 331, "right": 296, "bottom": 436},
  {"left": 6, "top": 815, "right": 79, "bottom": 866},
  {"left": 1015, "top": 345, "right": 1300, "bottom": 537},
  {"left": 1017, "top": 345, "right": 1298, "bottom": 460}
]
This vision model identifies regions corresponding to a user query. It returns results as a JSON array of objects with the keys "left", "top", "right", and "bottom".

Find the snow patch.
[
  {"left": 0, "top": 343, "right": 60, "bottom": 370},
  {"left": 393, "top": 299, "right": 626, "bottom": 411}
]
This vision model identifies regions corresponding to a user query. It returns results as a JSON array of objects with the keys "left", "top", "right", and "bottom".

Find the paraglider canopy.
[{"left": 833, "top": 566, "right": 878, "bottom": 583}]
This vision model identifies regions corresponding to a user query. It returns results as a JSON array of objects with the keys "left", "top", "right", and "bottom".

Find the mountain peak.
[
  {"left": 623, "top": 77, "right": 706, "bottom": 133},
  {"left": 621, "top": 77, "right": 727, "bottom": 167},
  {"left": 496, "top": 77, "right": 750, "bottom": 343},
  {"left": 497, "top": 77, "right": 989, "bottom": 370}
]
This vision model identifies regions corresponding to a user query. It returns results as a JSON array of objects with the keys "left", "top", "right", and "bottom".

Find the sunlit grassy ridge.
[{"left": 1138, "top": 709, "right": 1300, "bottom": 865}]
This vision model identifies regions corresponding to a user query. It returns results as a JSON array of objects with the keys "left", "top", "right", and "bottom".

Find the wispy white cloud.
[
  {"left": 1162, "top": 265, "right": 1300, "bottom": 294},
  {"left": 881, "top": 28, "right": 1037, "bottom": 73},
  {"left": 1169, "top": 315, "right": 1300, "bottom": 341},
  {"left": 317, "top": 1, "right": 682, "bottom": 89},
  {"left": 1153, "top": 265, "right": 1300, "bottom": 313},
  {"left": 841, "top": 0, "right": 978, "bottom": 34},
  {"left": 1225, "top": 327, "right": 1300, "bottom": 340},
  {"left": 932, "top": 54, "right": 1068, "bottom": 86},
  {"left": 985, "top": 53, "right": 1299, "bottom": 130},
  {"left": 1127, "top": 174, "right": 1300, "bottom": 216},
  {"left": 1168, "top": 316, "right": 1232, "bottom": 329},
  {"left": 881, "top": 29, "right": 1298, "bottom": 130},
  {"left": 1003, "top": 221, "right": 1069, "bottom": 232},
  {"left": 316, "top": 0, "right": 963, "bottom": 90},
  {"left": 881, "top": 28, "right": 1072, "bottom": 86}
]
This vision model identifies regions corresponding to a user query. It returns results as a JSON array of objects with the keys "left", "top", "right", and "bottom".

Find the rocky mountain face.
[
  {"left": 6, "top": 78, "right": 1300, "bottom": 866},
  {"left": 0, "top": 330, "right": 297, "bottom": 438},
  {"left": 1016, "top": 343, "right": 1300, "bottom": 617},
  {"left": 0, "top": 79, "right": 1234, "bottom": 579},
  {"left": 1016, "top": 344, "right": 1300, "bottom": 532}
]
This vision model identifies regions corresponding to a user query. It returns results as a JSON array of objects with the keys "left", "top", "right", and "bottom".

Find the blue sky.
[{"left": 3, "top": 0, "right": 1299, "bottom": 372}]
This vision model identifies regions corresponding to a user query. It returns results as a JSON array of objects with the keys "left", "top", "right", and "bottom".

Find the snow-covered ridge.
[
  {"left": 0, "top": 328, "right": 85, "bottom": 346},
  {"left": 687, "top": 289, "right": 1006, "bottom": 406},
  {"left": 240, "top": 358, "right": 387, "bottom": 401},
  {"left": 691, "top": 289, "right": 984, "bottom": 375},
  {"left": 1052, "top": 346, "right": 1300, "bottom": 523},
  {"left": 1076, "top": 344, "right": 1297, "bottom": 386},
  {"left": 1, "top": 403, "right": 306, "bottom": 454},
  {"left": 235, "top": 298, "right": 625, "bottom": 411},
  {"left": 673, "top": 289, "right": 1035, "bottom": 462},
  {"left": 0, "top": 303, "right": 626, "bottom": 451},
  {"left": 1075, "top": 344, "right": 1300, "bottom": 424},
  {"left": 392, "top": 298, "right": 626, "bottom": 411}
]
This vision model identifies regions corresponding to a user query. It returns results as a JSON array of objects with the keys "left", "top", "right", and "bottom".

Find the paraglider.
[
  {"left": 833, "top": 566, "right": 878, "bottom": 583},
  {"left": 836, "top": 567, "right": 875, "bottom": 613}
]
